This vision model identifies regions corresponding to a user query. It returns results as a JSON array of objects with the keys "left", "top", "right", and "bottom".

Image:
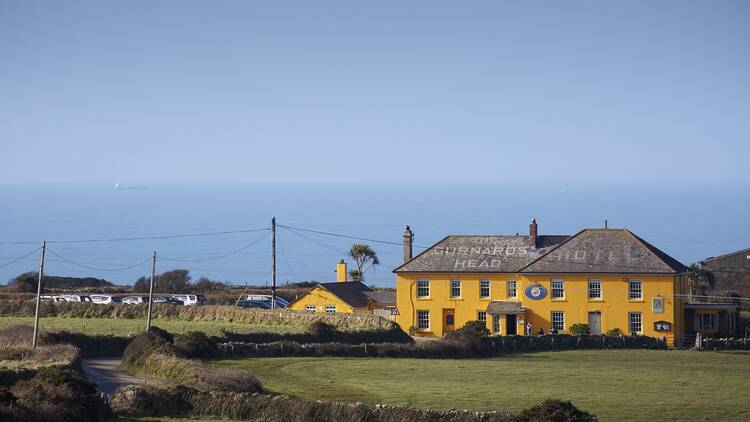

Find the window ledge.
[
  {"left": 628, "top": 299, "right": 645, "bottom": 303},
  {"left": 416, "top": 297, "right": 431, "bottom": 300},
  {"left": 550, "top": 299, "right": 567, "bottom": 302},
  {"left": 588, "top": 299, "right": 604, "bottom": 302}
]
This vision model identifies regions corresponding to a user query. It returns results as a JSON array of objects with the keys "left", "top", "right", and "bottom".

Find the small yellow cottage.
[
  {"left": 393, "top": 220, "right": 702, "bottom": 345},
  {"left": 289, "top": 261, "right": 396, "bottom": 319}
]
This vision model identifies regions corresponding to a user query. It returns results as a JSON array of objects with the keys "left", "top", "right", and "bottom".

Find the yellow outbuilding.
[{"left": 393, "top": 220, "right": 710, "bottom": 346}]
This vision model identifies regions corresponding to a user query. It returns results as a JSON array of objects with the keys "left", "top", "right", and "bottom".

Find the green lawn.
[
  {"left": 0, "top": 316, "right": 303, "bottom": 336},
  {"left": 216, "top": 349, "right": 750, "bottom": 422}
]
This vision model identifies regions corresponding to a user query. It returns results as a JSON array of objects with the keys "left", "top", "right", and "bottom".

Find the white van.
[
  {"left": 61, "top": 294, "right": 91, "bottom": 302},
  {"left": 171, "top": 294, "right": 207, "bottom": 306},
  {"left": 89, "top": 294, "right": 122, "bottom": 304}
]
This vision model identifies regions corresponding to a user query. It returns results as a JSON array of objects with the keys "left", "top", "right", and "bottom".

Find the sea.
[{"left": 1, "top": 183, "right": 748, "bottom": 287}]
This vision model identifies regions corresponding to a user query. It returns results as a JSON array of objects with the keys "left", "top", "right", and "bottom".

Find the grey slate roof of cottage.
[
  {"left": 393, "top": 235, "right": 569, "bottom": 273},
  {"left": 394, "top": 228, "right": 687, "bottom": 275},
  {"left": 519, "top": 229, "right": 688, "bottom": 274},
  {"left": 310, "top": 282, "right": 396, "bottom": 308}
]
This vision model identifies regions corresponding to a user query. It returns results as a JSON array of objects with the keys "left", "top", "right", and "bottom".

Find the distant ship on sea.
[{"left": 113, "top": 181, "right": 148, "bottom": 191}]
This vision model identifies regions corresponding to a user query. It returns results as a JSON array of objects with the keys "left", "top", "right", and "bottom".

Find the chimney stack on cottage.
[
  {"left": 336, "top": 260, "right": 348, "bottom": 282},
  {"left": 529, "top": 218, "right": 538, "bottom": 249},
  {"left": 403, "top": 225, "right": 414, "bottom": 263}
]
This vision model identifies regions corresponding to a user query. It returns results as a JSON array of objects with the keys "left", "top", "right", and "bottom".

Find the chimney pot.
[{"left": 402, "top": 225, "right": 414, "bottom": 263}]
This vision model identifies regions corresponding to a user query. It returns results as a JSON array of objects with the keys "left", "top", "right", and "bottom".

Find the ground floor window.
[
  {"left": 493, "top": 315, "right": 501, "bottom": 334},
  {"left": 325, "top": 304, "right": 336, "bottom": 314},
  {"left": 417, "top": 310, "right": 430, "bottom": 330},
  {"left": 698, "top": 313, "right": 718, "bottom": 330},
  {"left": 551, "top": 311, "right": 565, "bottom": 332},
  {"left": 629, "top": 312, "right": 643, "bottom": 334},
  {"left": 477, "top": 311, "right": 487, "bottom": 323},
  {"left": 305, "top": 305, "right": 316, "bottom": 312}
]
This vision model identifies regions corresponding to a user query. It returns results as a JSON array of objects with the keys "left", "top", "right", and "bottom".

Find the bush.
[
  {"left": 306, "top": 320, "right": 335, "bottom": 342},
  {"left": 220, "top": 325, "right": 412, "bottom": 345},
  {"left": 174, "top": 331, "right": 218, "bottom": 359},
  {"left": 122, "top": 326, "right": 174, "bottom": 367},
  {"left": 570, "top": 324, "right": 590, "bottom": 335},
  {"left": 10, "top": 366, "right": 104, "bottom": 422},
  {"left": 516, "top": 399, "right": 596, "bottom": 422},
  {"left": 445, "top": 320, "right": 490, "bottom": 347},
  {"left": 605, "top": 328, "right": 623, "bottom": 336}
]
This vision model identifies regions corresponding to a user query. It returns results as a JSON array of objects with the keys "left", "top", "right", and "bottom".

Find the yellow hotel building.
[{"left": 394, "top": 220, "right": 696, "bottom": 345}]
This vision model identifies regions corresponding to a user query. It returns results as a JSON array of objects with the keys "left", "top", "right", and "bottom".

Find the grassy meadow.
[
  {"left": 0, "top": 316, "right": 303, "bottom": 336},
  {"left": 215, "top": 349, "right": 750, "bottom": 422}
]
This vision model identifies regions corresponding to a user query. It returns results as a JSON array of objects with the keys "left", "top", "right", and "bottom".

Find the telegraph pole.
[
  {"left": 32, "top": 241, "right": 46, "bottom": 349},
  {"left": 271, "top": 217, "right": 276, "bottom": 309},
  {"left": 146, "top": 251, "right": 156, "bottom": 330}
]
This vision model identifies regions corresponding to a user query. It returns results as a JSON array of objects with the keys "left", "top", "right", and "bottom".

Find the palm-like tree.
[
  {"left": 686, "top": 263, "right": 716, "bottom": 300},
  {"left": 347, "top": 244, "right": 379, "bottom": 282}
]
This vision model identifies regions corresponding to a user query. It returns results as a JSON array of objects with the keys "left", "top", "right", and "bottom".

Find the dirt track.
[{"left": 81, "top": 357, "right": 157, "bottom": 394}]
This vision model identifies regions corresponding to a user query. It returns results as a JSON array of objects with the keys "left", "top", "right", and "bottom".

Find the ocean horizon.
[{"left": 1, "top": 182, "right": 748, "bottom": 287}]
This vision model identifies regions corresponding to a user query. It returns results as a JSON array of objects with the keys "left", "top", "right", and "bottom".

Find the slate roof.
[
  {"left": 313, "top": 282, "right": 395, "bottom": 308},
  {"left": 394, "top": 228, "right": 687, "bottom": 275},
  {"left": 393, "top": 235, "right": 569, "bottom": 273},
  {"left": 519, "top": 229, "right": 688, "bottom": 274},
  {"left": 486, "top": 301, "right": 525, "bottom": 315}
]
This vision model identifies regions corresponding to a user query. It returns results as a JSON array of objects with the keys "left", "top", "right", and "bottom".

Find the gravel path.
[{"left": 81, "top": 357, "right": 158, "bottom": 394}]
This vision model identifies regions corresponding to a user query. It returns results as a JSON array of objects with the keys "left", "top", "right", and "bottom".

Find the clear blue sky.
[{"left": 1, "top": 1, "right": 748, "bottom": 185}]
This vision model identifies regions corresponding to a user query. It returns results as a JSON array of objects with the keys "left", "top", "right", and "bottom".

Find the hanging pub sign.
[
  {"left": 525, "top": 284, "right": 547, "bottom": 300},
  {"left": 654, "top": 321, "right": 672, "bottom": 332},
  {"left": 652, "top": 296, "right": 665, "bottom": 313}
]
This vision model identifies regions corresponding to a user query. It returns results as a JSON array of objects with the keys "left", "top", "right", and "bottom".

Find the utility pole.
[
  {"left": 146, "top": 251, "right": 156, "bottom": 330},
  {"left": 32, "top": 241, "right": 46, "bottom": 349},
  {"left": 271, "top": 217, "right": 276, "bottom": 309}
]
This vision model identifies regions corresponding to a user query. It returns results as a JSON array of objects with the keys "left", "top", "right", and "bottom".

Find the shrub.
[
  {"left": 11, "top": 366, "right": 104, "bottom": 422},
  {"left": 570, "top": 323, "right": 590, "bottom": 335},
  {"left": 516, "top": 399, "right": 596, "bottom": 422},
  {"left": 445, "top": 320, "right": 490, "bottom": 348},
  {"left": 306, "top": 320, "right": 335, "bottom": 342},
  {"left": 174, "top": 331, "right": 218, "bottom": 359},
  {"left": 122, "top": 326, "right": 174, "bottom": 366},
  {"left": 605, "top": 328, "right": 623, "bottom": 336},
  {"left": 408, "top": 325, "right": 418, "bottom": 336}
]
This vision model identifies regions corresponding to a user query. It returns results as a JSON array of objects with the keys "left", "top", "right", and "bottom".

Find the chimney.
[
  {"left": 403, "top": 225, "right": 414, "bottom": 263},
  {"left": 529, "top": 218, "right": 538, "bottom": 249},
  {"left": 336, "top": 260, "right": 348, "bottom": 282}
]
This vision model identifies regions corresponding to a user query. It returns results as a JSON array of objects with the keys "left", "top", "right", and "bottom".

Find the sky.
[{"left": 1, "top": 1, "right": 748, "bottom": 186}]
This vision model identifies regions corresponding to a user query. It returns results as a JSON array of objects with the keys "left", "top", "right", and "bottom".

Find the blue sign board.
[{"left": 525, "top": 284, "right": 547, "bottom": 300}]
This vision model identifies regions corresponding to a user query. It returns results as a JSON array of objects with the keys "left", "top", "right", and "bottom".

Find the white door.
[{"left": 588, "top": 312, "right": 601, "bottom": 335}]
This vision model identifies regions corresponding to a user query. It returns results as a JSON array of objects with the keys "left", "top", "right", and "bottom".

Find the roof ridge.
[
  {"left": 623, "top": 229, "right": 687, "bottom": 273},
  {"left": 518, "top": 228, "right": 588, "bottom": 272}
]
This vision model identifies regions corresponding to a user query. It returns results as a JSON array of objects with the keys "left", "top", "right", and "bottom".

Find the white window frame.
[
  {"left": 450, "top": 279, "right": 461, "bottom": 298},
  {"left": 628, "top": 280, "right": 643, "bottom": 300},
  {"left": 506, "top": 279, "right": 517, "bottom": 299},
  {"left": 629, "top": 312, "right": 643, "bottom": 334},
  {"left": 551, "top": 311, "right": 565, "bottom": 332},
  {"left": 416, "top": 279, "right": 430, "bottom": 298},
  {"left": 477, "top": 311, "right": 487, "bottom": 323},
  {"left": 588, "top": 279, "right": 602, "bottom": 300},
  {"left": 698, "top": 313, "right": 718, "bottom": 330},
  {"left": 325, "top": 304, "right": 336, "bottom": 314},
  {"left": 551, "top": 279, "right": 565, "bottom": 299},
  {"left": 493, "top": 315, "right": 501, "bottom": 334},
  {"left": 305, "top": 305, "right": 316, "bottom": 313},
  {"left": 479, "top": 278, "right": 490, "bottom": 298},
  {"left": 417, "top": 310, "right": 430, "bottom": 330}
]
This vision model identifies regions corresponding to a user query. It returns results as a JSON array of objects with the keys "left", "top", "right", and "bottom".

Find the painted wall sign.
[
  {"left": 525, "top": 284, "right": 547, "bottom": 300},
  {"left": 654, "top": 321, "right": 672, "bottom": 332},
  {"left": 652, "top": 297, "right": 665, "bottom": 313}
]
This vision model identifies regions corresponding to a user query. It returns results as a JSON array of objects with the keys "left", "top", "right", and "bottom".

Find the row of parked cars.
[
  {"left": 39, "top": 293, "right": 208, "bottom": 306},
  {"left": 236, "top": 295, "right": 289, "bottom": 309}
]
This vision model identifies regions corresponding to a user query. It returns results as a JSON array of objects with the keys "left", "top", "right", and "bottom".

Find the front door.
[
  {"left": 588, "top": 312, "right": 601, "bottom": 335},
  {"left": 506, "top": 314, "right": 517, "bottom": 335},
  {"left": 443, "top": 309, "right": 455, "bottom": 332}
]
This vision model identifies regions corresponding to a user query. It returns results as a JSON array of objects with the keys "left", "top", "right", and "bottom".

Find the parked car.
[
  {"left": 61, "top": 294, "right": 91, "bottom": 302},
  {"left": 122, "top": 295, "right": 150, "bottom": 304},
  {"left": 153, "top": 296, "right": 183, "bottom": 305},
  {"left": 243, "top": 294, "right": 289, "bottom": 308},
  {"left": 236, "top": 299, "right": 272, "bottom": 309},
  {"left": 89, "top": 294, "right": 122, "bottom": 304},
  {"left": 38, "top": 295, "right": 66, "bottom": 302},
  {"left": 171, "top": 294, "right": 207, "bottom": 306}
]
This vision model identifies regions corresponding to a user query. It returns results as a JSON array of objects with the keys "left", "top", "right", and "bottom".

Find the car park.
[
  {"left": 61, "top": 294, "right": 91, "bottom": 302},
  {"left": 236, "top": 299, "right": 272, "bottom": 309},
  {"left": 153, "top": 296, "right": 183, "bottom": 305}
]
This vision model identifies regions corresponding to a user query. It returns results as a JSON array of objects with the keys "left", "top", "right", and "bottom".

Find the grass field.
[
  {"left": 0, "top": 316, "right": 303, "bottom": 336},
  {"left": 216, "top": 349, "right": 750, "bottom": 421}
]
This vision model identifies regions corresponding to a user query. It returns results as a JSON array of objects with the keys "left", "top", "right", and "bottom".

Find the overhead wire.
[
  {"left": 159, "top": 230, "right": 271, "bottom": 263},
  {"left": 0, "top": 227, "right": 270, "bottom": 245},
  {"left": 45, "top": 248, "right": 152, "bottom": 272},
  {"left": 0, "top": 247, "right": 42, "bottom": 270},
  {"left": 278, "top": 224, "right": 429, "bottom": 249}
]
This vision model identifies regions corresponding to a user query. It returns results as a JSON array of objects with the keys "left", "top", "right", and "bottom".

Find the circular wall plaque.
[{"left": 525, "top": 284, "right": 547, "bottom": 300}]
